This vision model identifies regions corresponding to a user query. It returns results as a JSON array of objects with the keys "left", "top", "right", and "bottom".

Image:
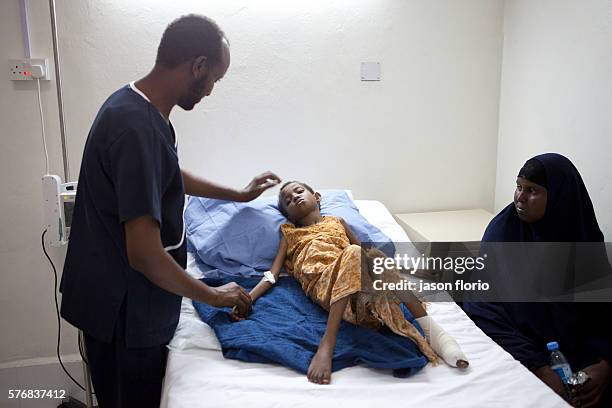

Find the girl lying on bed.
[{"left": 231, "top": 181, "right": 468, "bottom": 384}]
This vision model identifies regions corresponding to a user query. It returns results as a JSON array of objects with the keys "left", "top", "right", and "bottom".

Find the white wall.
[
  {"left": 0, "top": 0, "right": 503, "bottom": 363},
  {"left": 0, "top": 0, "right": 76, "bottom": 364},
  {"left": 495, "top": 0, "right": 612, "bottom": 239},
  {"left": 59, "top": 0, "right": 503, "bottom": 213}
]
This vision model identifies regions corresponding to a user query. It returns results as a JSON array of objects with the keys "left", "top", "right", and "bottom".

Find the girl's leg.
[
  {"left": 414, "top": 314, "right": 469, "bottom": 368},
  {"left": 308, "top": 295, "right": 350, "bottom": 385},
  {"left": 367, "top": 250, "right": 468, "bottom": 368},
  {"left": 396, "top": 292, "right": 468, "bottom": 368},
  {"left": 394, "top": 290, "right": 426, "bottom": 318},
  {"left": 364, "top": 248, "right": 425, "bottom": 318}
]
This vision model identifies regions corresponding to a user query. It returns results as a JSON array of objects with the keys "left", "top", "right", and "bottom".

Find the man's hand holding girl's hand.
[
  {"left": 230, "top": 304, "right": 251, "bottom": 321},
  {"left": 211, "top": 282, "right": 252, "bottom": 316}
]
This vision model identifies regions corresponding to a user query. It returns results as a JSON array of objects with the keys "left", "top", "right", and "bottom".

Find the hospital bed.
[{"left": 160, "top": 199, "right": 569, "bottom": 408}]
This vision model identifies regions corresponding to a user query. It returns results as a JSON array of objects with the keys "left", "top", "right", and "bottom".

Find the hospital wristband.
[{"left": 263, "top": 271, "right": 276, "bottom": 284}]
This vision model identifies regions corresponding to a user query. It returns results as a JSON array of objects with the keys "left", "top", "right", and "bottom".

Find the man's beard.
[{"left": 177, "top": 76, "right": 207, "bottom": 111}]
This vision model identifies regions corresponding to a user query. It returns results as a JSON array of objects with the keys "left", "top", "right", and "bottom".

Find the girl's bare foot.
[{"left": 307, "top": 337, "right": 334, "bottom": 384}]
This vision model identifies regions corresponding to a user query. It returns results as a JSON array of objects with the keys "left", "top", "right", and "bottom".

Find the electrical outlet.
[{"left": 9, "top": 58, "right": 50, "bottom": 81}]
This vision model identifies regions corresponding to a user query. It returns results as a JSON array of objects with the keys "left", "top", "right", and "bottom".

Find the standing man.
[{"left": 60, "top": 14, "right": 280, "bottom": 407}]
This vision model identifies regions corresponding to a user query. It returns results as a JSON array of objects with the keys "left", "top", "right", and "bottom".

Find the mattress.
[{"left": 160, "top": 200, "right": 568, "bottom": 408}]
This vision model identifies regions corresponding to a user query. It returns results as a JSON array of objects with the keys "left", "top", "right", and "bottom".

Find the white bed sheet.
[{"left": 161, "top": 200, "right": 568, "bottom": 408}]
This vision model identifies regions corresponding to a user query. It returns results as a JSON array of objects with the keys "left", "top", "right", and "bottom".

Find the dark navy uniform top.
[{"left": 60, "top": 84, "right": 186, "bottom": 348}]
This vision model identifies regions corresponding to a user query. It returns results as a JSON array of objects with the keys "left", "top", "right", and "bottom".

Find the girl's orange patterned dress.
[{"left": 280, "top": 216, "right": 437, "bottom": 363}]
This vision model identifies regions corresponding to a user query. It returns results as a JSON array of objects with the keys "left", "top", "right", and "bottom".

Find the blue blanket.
[{"left": 193, "top": 276, "right": 428, "bottom": 378}]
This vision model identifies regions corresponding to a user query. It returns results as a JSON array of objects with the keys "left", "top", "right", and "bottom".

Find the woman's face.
[{"left": 514, "top": 177, "right": 547, "bottom": 223}]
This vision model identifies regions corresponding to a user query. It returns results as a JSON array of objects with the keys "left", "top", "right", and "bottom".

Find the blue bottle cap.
[{"left": 547, "top": 341, "right": 559, "bottom": 351}]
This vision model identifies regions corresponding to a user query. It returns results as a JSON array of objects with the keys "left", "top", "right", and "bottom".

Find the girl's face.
[
  {"left": 280, "top": 182, "right": 321, "bottom": 223},
  {"left": 514, "top": 177, "right": 547, "bottom": 223}
]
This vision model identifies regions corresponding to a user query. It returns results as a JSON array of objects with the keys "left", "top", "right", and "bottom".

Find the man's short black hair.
[
  {"left": 156, "top": 14, "right": 227, "bottom": 69},
  {"left": 278, "top": 181, "right": 316, "bottom": 219}
]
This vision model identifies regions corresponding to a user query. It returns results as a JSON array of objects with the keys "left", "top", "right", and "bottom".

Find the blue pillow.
[{"left": 185, "top": 190, "right": 394, "bottom": 276}]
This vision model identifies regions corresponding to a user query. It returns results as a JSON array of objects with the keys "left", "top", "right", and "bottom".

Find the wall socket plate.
[
  {"left": 9, "top": 58, "right": 50, "bottom": 81},
  {"left": 360, "top": 61, "right": 381, "bottom": 81}
]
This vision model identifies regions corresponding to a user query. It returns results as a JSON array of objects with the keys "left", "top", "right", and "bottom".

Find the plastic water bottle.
[{"left": 547, "top": 341, "right": 573, "bottom": 384}]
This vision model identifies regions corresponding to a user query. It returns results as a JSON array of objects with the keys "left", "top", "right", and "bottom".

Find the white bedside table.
[
  {"left": 394, "top": 209, "right": 494, "bottom": 258},
  {"left": 394, "top": 209, "right": 494, "bottom": 243}
]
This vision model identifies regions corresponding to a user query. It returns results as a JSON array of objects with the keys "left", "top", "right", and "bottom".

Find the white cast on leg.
[{"left": 416, "top": 315, "right": 468, "bottom": 368}]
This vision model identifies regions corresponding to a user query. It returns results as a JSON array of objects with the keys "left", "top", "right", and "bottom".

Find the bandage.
[
  {"left": 416, "top": 315, "right": 468, "bottom": 368},
  {"left": 263, "top": 271, "right": 276, "bottom": 284}
]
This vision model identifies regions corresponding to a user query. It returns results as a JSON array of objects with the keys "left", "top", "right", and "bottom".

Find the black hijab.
[{"left": 484, "top": 153, "right": 604, "bottom": 243}]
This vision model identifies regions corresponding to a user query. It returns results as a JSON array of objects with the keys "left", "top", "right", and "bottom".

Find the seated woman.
[
  {"left": 233, "top": 181, "right": 468, "bottom": 385},
  {"left": 463, "top": 153, "right": 611, "bottom": 407}
]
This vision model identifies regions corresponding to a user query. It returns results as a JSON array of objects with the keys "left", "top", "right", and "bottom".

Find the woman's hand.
[
  {"left": 571, "top": 360, "right": 612, "bottom": 408},
  {"left": 533, "top": 366, "right": 570, "bottom": 402}
]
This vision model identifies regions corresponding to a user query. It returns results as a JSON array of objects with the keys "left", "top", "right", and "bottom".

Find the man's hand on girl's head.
[{"left": 237, "top": 171, "right": 281, "bottom": 202}]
